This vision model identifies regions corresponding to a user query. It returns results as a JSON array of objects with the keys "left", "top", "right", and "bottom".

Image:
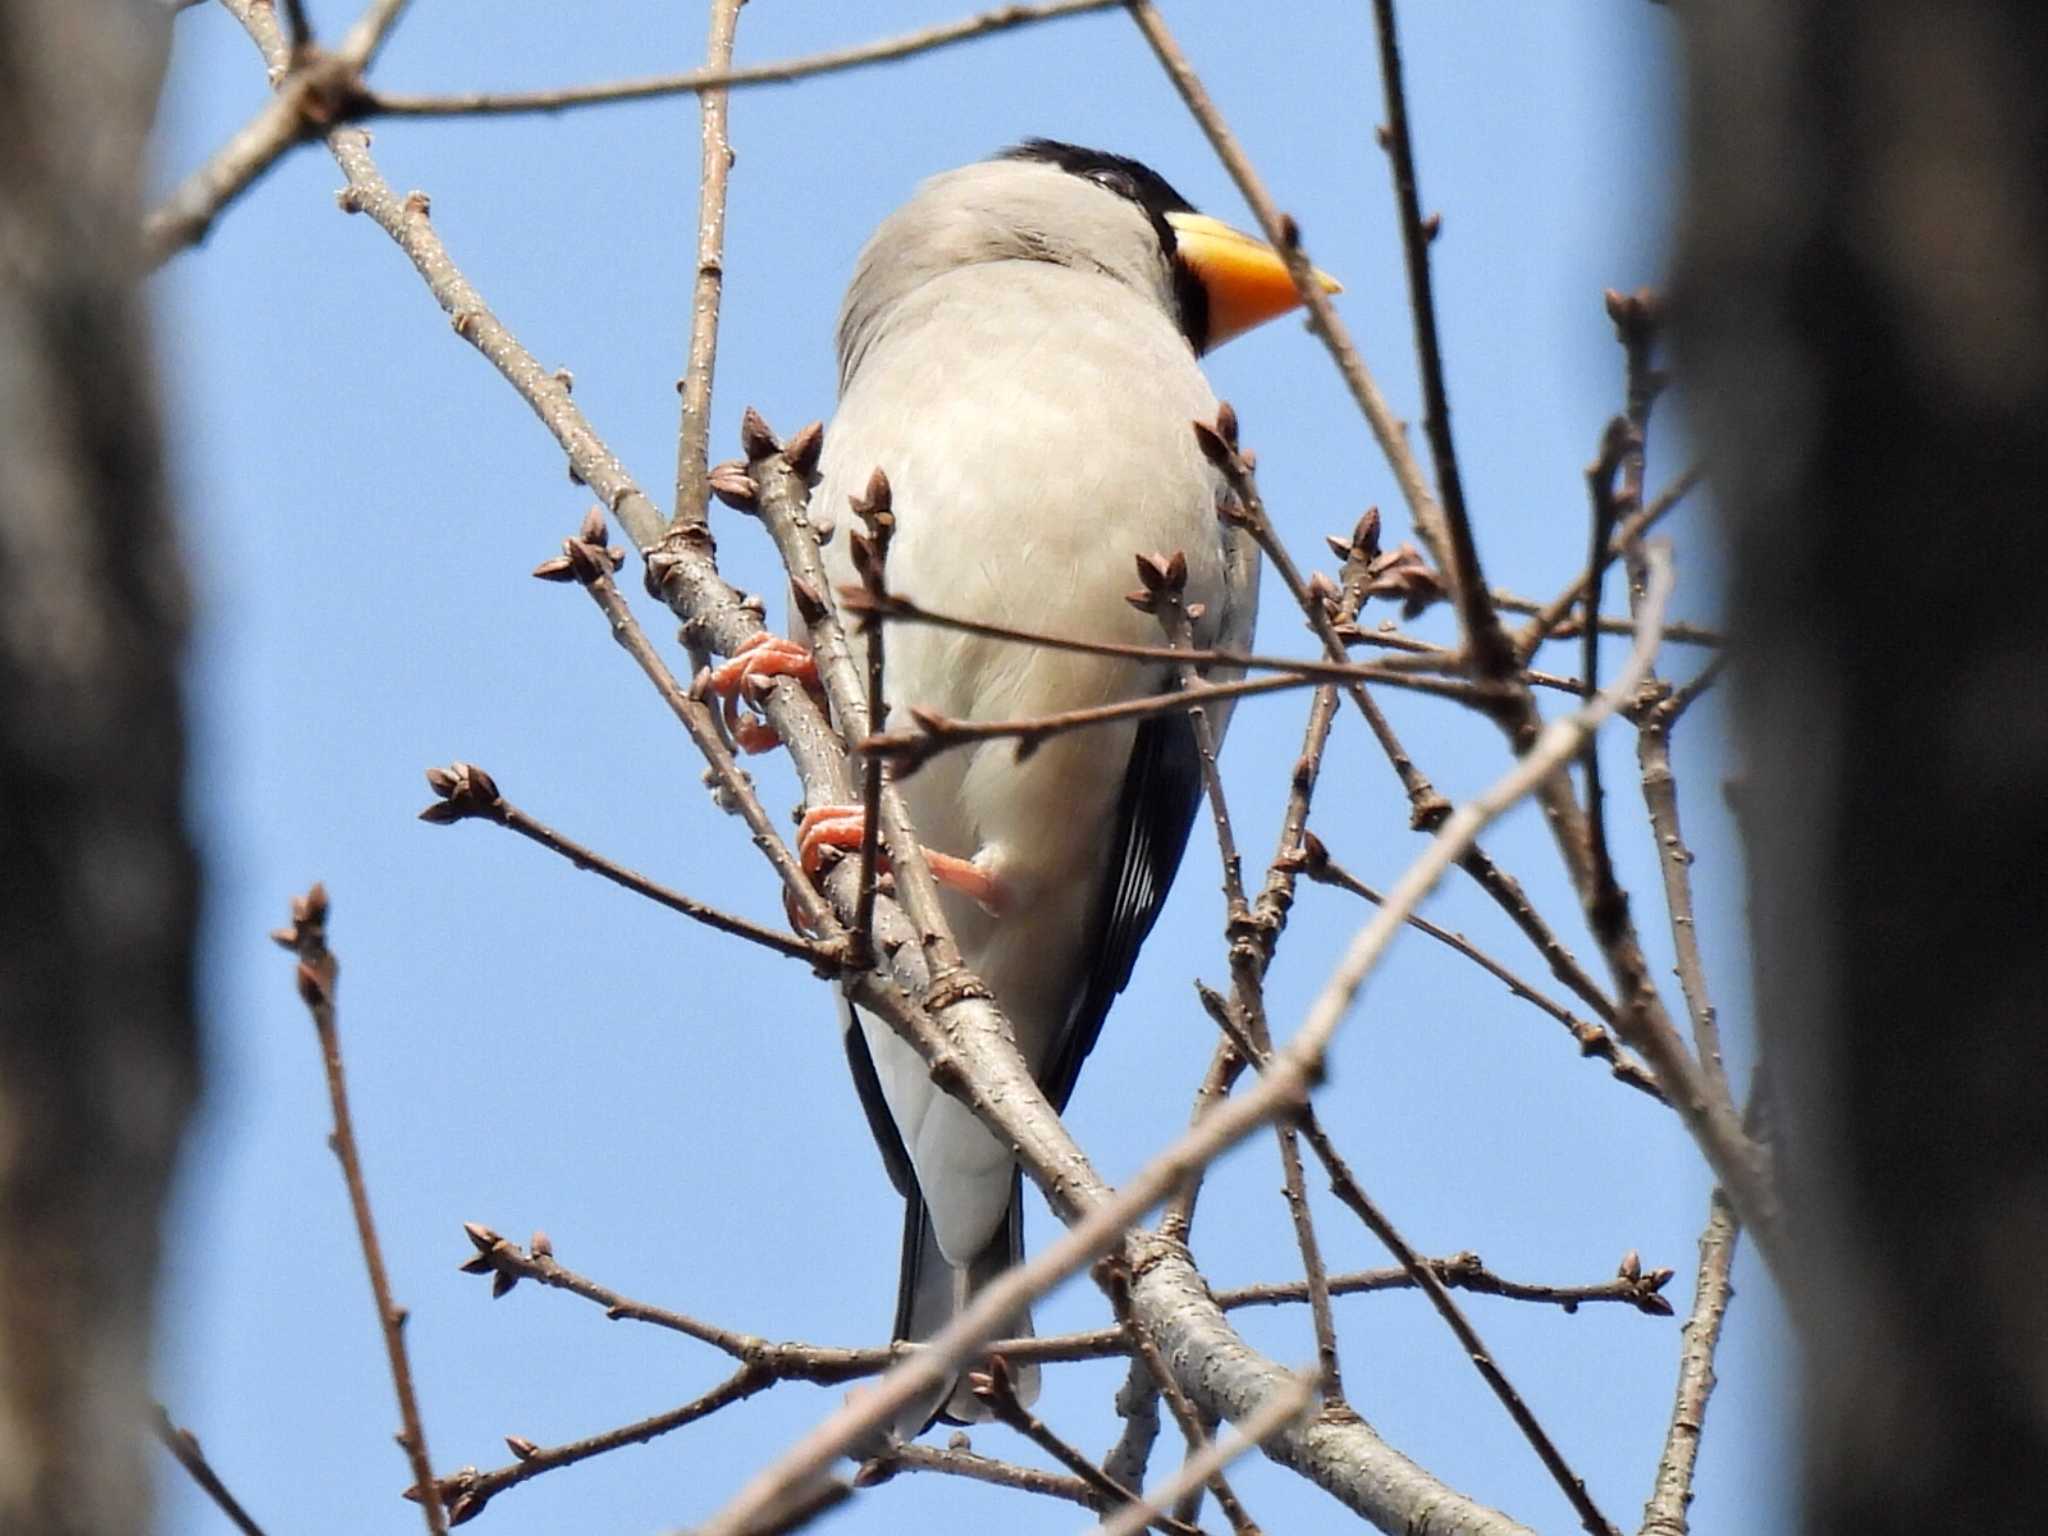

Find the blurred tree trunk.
[
  {"left": 0, "top": 3, "right": 197, "bottom": 1533},
  {"left": 1677, "top": 3, "right": 2048, "bottom": 1530}
]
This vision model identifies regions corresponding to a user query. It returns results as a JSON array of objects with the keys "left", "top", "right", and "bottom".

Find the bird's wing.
[
  {"left": 1042, "top": 701, "right": 1205, "bottom": 1112},
  {"left": 842, "top": 997, "right": 914, "bottom": 1198}
]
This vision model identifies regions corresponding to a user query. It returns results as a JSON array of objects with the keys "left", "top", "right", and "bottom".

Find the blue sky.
[{"left": 149, "top": 3, "right": 1792, "bottom": 1533}]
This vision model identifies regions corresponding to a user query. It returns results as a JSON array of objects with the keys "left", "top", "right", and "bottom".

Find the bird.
[{"left": 708, "top": 140, "right": 1337, "bottom": 1432}]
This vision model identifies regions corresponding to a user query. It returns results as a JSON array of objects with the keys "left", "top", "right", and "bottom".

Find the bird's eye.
[{"left": 1083, "top": 166, "right": 1138, "bottom": 200}]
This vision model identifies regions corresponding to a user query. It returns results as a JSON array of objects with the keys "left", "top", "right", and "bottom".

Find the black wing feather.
[
  {"left": 845, "top": 702, "right": 1203, "bottom": 1180},
  {"left": 843, "top": 998, "right": 915, "bottom": 1198},
  {"left": 1043, "top": 704, "right": 1206, "bottom": 1112}
]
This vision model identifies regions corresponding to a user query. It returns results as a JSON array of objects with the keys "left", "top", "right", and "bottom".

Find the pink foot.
[
  {"left": 797, "top": 805, "right": 1005, "bottom": 914},
  {"left": 704, "top": 633, "right": 818, "bottom": 753}
]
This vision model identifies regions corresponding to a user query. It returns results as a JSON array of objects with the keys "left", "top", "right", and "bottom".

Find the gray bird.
[{"left": 712, "top": 141, "right": 1335, "bottom": 1431}]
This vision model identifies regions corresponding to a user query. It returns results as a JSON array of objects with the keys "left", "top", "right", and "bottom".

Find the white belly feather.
[{"left": 816, "top": 260, "right": 1235, "bottom": 1263}]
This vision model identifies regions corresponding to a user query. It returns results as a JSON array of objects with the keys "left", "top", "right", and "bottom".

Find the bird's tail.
[{"left": 892, "top": 1170, "right": 1037, "bottom": 1434}]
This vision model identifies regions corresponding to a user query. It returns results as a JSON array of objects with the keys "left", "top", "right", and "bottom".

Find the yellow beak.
[{"left": 1166, "top": 211, "right": 1342, "bottom": 350}]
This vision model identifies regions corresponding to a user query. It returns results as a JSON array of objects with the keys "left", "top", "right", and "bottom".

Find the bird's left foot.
[
  {"left": 798, "top": 805, "right": 1006, "bottom": 915},
  {"left": 702, "top": 632, "right": 818, "bottom": 752}
]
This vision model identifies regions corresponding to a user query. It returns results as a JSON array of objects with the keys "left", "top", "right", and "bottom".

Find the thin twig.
[
  {"left": 278, "top": 0, "right": 312, "bottom": 56},
  {"left": 416, "top": 762, "right": 836, "bottom": 969},
  {"left": 143, "top": 53, "right": 352, "bottom": 266},
  {"left": 1455, "top": 844, "right": 1620, "bottom": 1024},
  {"left": 1219, "top": 1254, "right": 1677, "bottom": 1318},
  {"left": 145, "top": 0, "right": 413, "bottom": 266},
  {"left": 1330, "top": 616, "right": 1590, "bottom": 693},
  {"left": 1514, "top": 465, "right": 1702, "bottom": 660},
  {"left": 538, "top": 516, "right": 839, "bottom": 938},
  {"left": 364, "top": 0, "right": 1122, "bottom": 117},
  {"left": 1664, "top": 656, "right": 1725, "bottom": 722},
  {"left": 738, "top": 429, "right": 988, "bottom": 1002},
  {"left": 417, "top": 1365, "right": 773, "bottom": 1523},
  {"left": 456, "top": 1230, "right": 1677, "bottom": 1372},
  {"left": 1635, "top": 685, "right": 1730, "bottom": 1105},
  {"left": 1123, "top": 0, "right": 1451, "bottom": 574},
  {"left": 1365, "top": 0, "right": 1514, "bottom": 678},
  {"left": 1157, "top": 1037, "right": 1251, "bottom": 1244},
  {"left": 1294, "top": 1109, "right": 1621, "bottom": 1536},
  {"left": 845, "top": 584, "right": 1504, "bottom": 690},
  {"left": 860, "top": 666, "right": 1487, "bottom": 776},
  {"left": 857, "top": 1441, "right": 1098, "bottom": 1508},
  {"left": 1639, "top": 1192, "right": 1740, "bottom": 1536},
  {"left": 1580, "top": 417, "right": 1635, "bottom": 927},
  {"left": 1199, "top": 422, "right": 1453, "bottom": 823},
  {"left": 1491, "top": 594, "right": 1720, "bottom": 648},
  {"left": 1103, "top": 1356, "right": 1164, "bottom": 1494},
  {"left": 711, "top": 539, "right": 1674, "bottom": 1527},
  {"left": 1109, "top": 1275, "right": 1262, "bottom": 1536},
  {"left": 1205, "top": 425, "right": 1624, "bottom": 1037},
  {"left": 1603, "top": 292, "right": 1733, "bottom": 1113},
  {"left": 270, "top": 886, "right": 446, "bottom": 1533},
  {"left": 1170, "top": 1407, "right": 1224, "bottom": 1531},
  {"left": 452, "top": 1224, "right": 892, "bottom": 1382},
  {"left": 671, "top": 0, "right": 742, "bottom": 538},
  {"left": 1149, "top": 557, "right": 1345, "bottom": 1409},
  {"left": 1165, "top": 526, "right": 1363, "bottom": 1247},
  {"left": 152, "top": 1405, "right": 269, "bottom": 1536},
  {"left": 333, "top": 0, "right": 411, "bottom": 69},
  {"left": 1301, "top": 841, "right": 1662, "bottom": 1100},
  {"left": 666, "top": 31, "right": 748, "bottom": 751},
  {"left": 1607, "top": 288, "right": 1665, "bottom": 624},
  {"left": 1094, "top": 1375, "right": 1313, "bottom": 1536},
  {"left": 847, "top": 471, "right": 897, "bottom": 959},
  {"left": 970, "top": 1360, "right": 1204, "bottom": 1536}
]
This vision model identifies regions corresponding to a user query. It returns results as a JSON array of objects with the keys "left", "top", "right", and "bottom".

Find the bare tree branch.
[
  {"left": 1292, "top": 1109, "right": 1622, "bottom": 1536},
  {"left": 271, "top": 887, "right": 446, "bottom": 1532},
  {"left": 1364, "top": 0, "right": 1515, "bottom": 678},
  {"left": 969, "top": 1360, "right": 1204, "bottom": 1536},
  {"left": 546, "top": 515, "right": 838, "bottom": 937},
  {"left": 365, "top": 0, "right": 1123, "bottom": 117},
  {"left": 144, "top": 0, "right": 413, "bottom": 265},
  {"left": 1094, "top": 1375, "right": 1313, "bottom": 1536},
  {"left": 1123, "top": 0, "right": 1451, "bottom": 574},
  {"left": 151, "top": 1407, "right": 269, "bottom": 1536},
  {"left": 1299, "top": 838, "right": 1663, "bottom": 1101},
  {"left": 857, "top": 1441, "right": 1098, "bottom": 1509},
  {"left": 1491, "top": 595, "right": 1720, "bottom": 648},
  {"left": 1638, "top": 1193, "right": 1739, "bottom": 1536},
  {"left": 1634, "top": 685, "right": 1729, "bottom": 1103},
  {"left": 1513, "top": 467, "right": 1702, "bottom": 661},
  {"left": 703, "top": 545, "right": 1676, "bottom": 1535},
  {"left": 416, "top": 1364, "right": 773, "bottom": 1524},
  {"left": 214, "top": 20, "right": 1642, "bottom": 1522},
  {"left": 844, "top": 583, "right": 1504, "bottom": 690},
  {"left": 1108, "top": 1275, "right": 1262, "bottom": 1536},
  {"left": 458, "top": 1223, "right": 1676, "bottom": 1372},
  {"left": 671, "top": 0, "right": 742, "bottom": 538},
  {"left": 415, "top": 760, "right": 836, "bottom": 967},
  {"left": 861, "top": 668, "right": 1488, "bottom": 777}
]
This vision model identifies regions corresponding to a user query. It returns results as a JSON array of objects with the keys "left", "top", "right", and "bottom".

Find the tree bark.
[
  {"left": 0, "top": 4, "right": 198, "bottom": 1533},
  {"left": 1677, "top": 4, "right": 2048, "bottom": 1529}
]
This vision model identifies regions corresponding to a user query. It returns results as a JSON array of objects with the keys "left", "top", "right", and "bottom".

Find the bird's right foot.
[{"left": 797, "top": 805, "right": 1006, "bottom": 914}]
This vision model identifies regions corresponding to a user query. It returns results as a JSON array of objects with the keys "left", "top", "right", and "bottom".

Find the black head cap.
[{"left": 998, "top": 139, "right": 1211, "bottom": 352}]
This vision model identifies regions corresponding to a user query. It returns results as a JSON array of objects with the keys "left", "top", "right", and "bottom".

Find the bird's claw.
[
  {"left": 797, "top": 805, "right": 1006, "bottom": 915},
  {"left": 704, "top": 633, "right": 818, "bottom": 754}
]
